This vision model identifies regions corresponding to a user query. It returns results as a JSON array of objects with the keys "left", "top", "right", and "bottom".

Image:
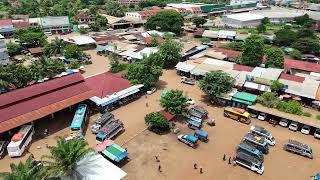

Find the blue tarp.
[
  {"left": 186, "top": 135, "right": 198, "bottom": 143},
  {"left": 195, "top": 130, "right": 208, "bottom": 137}
]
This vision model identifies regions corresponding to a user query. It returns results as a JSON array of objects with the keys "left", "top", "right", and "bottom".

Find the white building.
[
  {"left": 0, "top": 34, "right": 9, "bottom": 65},
  {"left": 223, "top": 13, "right": 264, "bottom": 28},
  {"left": 250, "top": 10, "right": 304, "bottom": 24}
]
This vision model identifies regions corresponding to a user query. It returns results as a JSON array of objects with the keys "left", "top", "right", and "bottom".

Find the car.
[
  {"left": 279, "top": 118, "right": 289, "bottom": 127},
  {"left": 258, "top": 113, "right": 267, "bottom": 121},
  {"left": 301, "top": 125, "right": 311, "bottom": 135},
  {"left": 186, "top": 98, "right": 195, "bottom": 105},
  {"left": 268, "top": 118, "right": 278, "bottom": 125},
  {"left": 147, "top": 87, "right": 156, "bottom": 95},
  {"left": 289, "top": 121, "right": 299, "bottom": 131},
  {"left": 314, "top": 128, "right": 320, "bottom": 139},
  {"left": 181, "top": 76, "right": 195, "bottom": 85}
]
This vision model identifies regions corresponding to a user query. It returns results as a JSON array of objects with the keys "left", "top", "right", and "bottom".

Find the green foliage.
[
  {"left": 70, "top": 16, "right": 79, "bottom": 25},
  {"left": 6, "top": 63, "right": 32, "bottom": 88},
  {"left": 78, "top": 27, "right": 88, "bottom": 34},
  {"left": 160, "top": 89, "right": 188, "bottom": 115},
  {"left": 291, "top": 38, "right": 320, "bottom": 55},
  {"left": 274, "top": 26, "right": 297, "bottom": 47},
  {"left": 296, "top": 28, "right": 317, "bottom": 39},
  {"left": 294, "top": 14, "right": 314, "bottom": 28},
  {"left": 302, "top": 112, "right": 312, "bottom": 117},
  {"left": 199, "top": 70, "right": 234, "bottom": 99},
  {"left": 256, "top": 24, "right": 266, "bottom": 33},
  {"left": 200, "top": 37, "right": 210, "bottom": 44},
  {"left": 265, "top": 47, "right": 284, "bottom": 68},
  {"left": 192, "top": 17, "right": 207, "bottom": 27},
  {"left": 261, "top": 17, "right": 270, "bottom": 25},
  {"left": 163, "top": 32, "right": 173, "bottom": 40},
  {"left": 110, "top": 64, "right": 128, "bottom": 73},
  {"left": 221, "top": 42, "right": 244, "bottom": 51},
  {"left": 288, "top": 49, "right": 302, "bottom": 60},
  {"left": 257, "top": 92, "right": 279, "bottom": 108},
  {"left": 270, "top": 80, "right": 284, "bottom": 92},
  {"left": 316, "top": 115, "right": 320, "bottom": 120},
  {"left": 44, "top": 37, "right": 66, "bottom": 57},
  {"left": 15, "top": 26, "right": 47, "bottom": 48},
  {"left": 0, "top": 156, "right": 47, "bottom": 180},
  {"left": 145, "top": 11, "right": 184, "bottom": 35},
  {"left": 29, "top": 58, "right": 66, "bottom": 80},
  {"left": 158, "top": 39, "right": 182, "bottom": 68},
  {"left": 105, "top": 0, "right": 125, "bottom": 17},
  {"left": 147, "top": 38, "right": 159, "bottom": 47},
  {"left": 240, "top": 35, "right": 264, "bottom": 67},
  {"left": 276, "top": 100, "right": 303, "bottom": 115},
  {"left": 126, "top": 53, "right": 162, "bottom": 89},
  {"left": 42, "top": 138, "right": 93, "bottom": 178},
  {"left": 138, "top": 0, "right": 167, "bottom": 8},
  {"left": 145, "top": 112, "right": 170, "bottom": 130},
  {"left": 64, "top": 45, "right": 83, "bottom": 59},
  {"left": 90, "top": 15, "right": 108, "bottom": 31},
  {"left": 68, "top": 60, "right": 80, "bottom": 69},
  {"left": 6, "top": 41, "right": 22, "bottom": 57},
  {"left": 110, "top": 52, "right": 120, "bottom": 67}
]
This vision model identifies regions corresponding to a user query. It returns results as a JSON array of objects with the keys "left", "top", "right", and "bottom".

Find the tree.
[
  {"left": 256, "top": 24, "right": 266, "bottom": 33},
  {"left": 240, "top": 35, "right": 264, "bottom": 67},
  {"left": 200, "top": 37, "right": 210, "bottom": 44},
  {"left": 294, "top": 14, "right": 314, "bottom": 28},
  {"left": 288, "top": 49, "right": 302, "bottom": 60},
  {"left": 159, "top": 39, "right": 182, "bottom": 68},
  {"left": 6, "top": 63, "right": 32, "bottom": 88},
  {"left": 296, "top": 28, "right": 317, "bottom": 39},
  {"left": 105, "top": 0, "right": 125, "bottom": 17},
  {"left": 126, "top": 53, "right": 162, "bottom": 89},
  {"left": 147, "top": 38, "right": 159, "bottom": 47},
  {"left": 0, "top": 65, "right": 13, "bottom": 91},
  {"left": 64, "top": 45, "right": 83, "bottom": 59},
  {"left": 276, "top": 100, "right": 303, "bottom": 115},
  {"left": 199, "top": 70, "right": 234, "bottom": 100},
  {"left": 44, "top": 37, "right": 66, "bottom": 56},
  {"left": 274, "top": 26, "right": 297, "bottom": 47},
  {"left": 78, "top": 27, "right": 88, "bottom": 34},
  {"left": 0, "top": 156, "right": 47, "bottom": 180},
  {"left": 15, "top": 26, "right": 47, "bottom": 48},
  {"left": 110, "top": 52, "right": 120, "bottom": 67},
  {"left": 160, "top": 89, "right": 188, "bottom": 115},
  {"left": 29, "top": 58, "right": 66, "bottom": 79},
  {"left": 95, "top": 15, "right": 108, "bottom": 27},
  {"left": 192, "top": 17, "right": 207, "bottom": 27},
  {"left": 6, "top": 41, "right": 22, "bottom": 56},
  {"left": 270, "top": 80, "right": 283, "bottom": 93},
  {"left": 42, "top": 138, "right": 93, "bottom": 178},
  {"left": 70, "top": 16, "right": 79, "bottom": 25},
  {"left": 257, "top": 92, "right": 279, "bottom": 108},
  {"left": 261, "top": 17, "right": 270, "bottom": 25},
  {"left": 145, "top": 11, "right": 184, "bottom": 35},
  {"left": 221, "top": 42, "right": 244, "bottom": 51},
  {"left": 291, "top": 38, "right": 320, "bottom": 54},
  {"left": 68, "top": 60, "right": 80, "bottom": 69},
  {"left": 265, "top": 47, "right": 284, "bottom": 68},
  {"left": 145, "top": 112, "right": 170, "bottom": 130}
]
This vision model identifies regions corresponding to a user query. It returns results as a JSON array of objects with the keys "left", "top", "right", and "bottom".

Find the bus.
[
  {"left": 7, "top": 125, "right": 34, "bottom": 157},
  {"left": 238, "top": 141, "right": 264, "bottom": 162},
  {"left": 70, "top": 104, "right": 89, "bottom": 137},
  {"left": 243, "top": 133, "right": 269, "bottom": 154},
  {"left": 234, "top": 151, "right": 264, "bottom": 175},
  {"left": 224, "top": 107, "right": 251, "bottom": 124}
]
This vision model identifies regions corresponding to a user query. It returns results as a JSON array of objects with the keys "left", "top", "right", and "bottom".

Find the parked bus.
[
  {"left": 7, "top": 125, "right": 34, "bottom": 157},
  {"left": 224, "top": 107, "right": 251, "bottom": 124},
  {"left": 234, "top": 151, "right": 264, "bottom": 175},
  {"left": 243, "top": 133, "right": 269, "bottom": 154},
  {"left": 237, "top": 141, "right": 264, "bottom": 162},
  {"left": 250, "top": 126, "right": 275, "bottom": 146},
  {"left": 70, "top": 104, "right": 89, "bottom": 137}
]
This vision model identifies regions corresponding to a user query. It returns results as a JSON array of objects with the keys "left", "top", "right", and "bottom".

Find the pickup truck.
[
  {"left": 181, "top": 76, "right": 195, "bottom": 85},
  {"left": 177, "top": 134, "right": 198, "bottom": 148},
  {"left": 91, "top": 112, "right": 114, "bottom": 134}
]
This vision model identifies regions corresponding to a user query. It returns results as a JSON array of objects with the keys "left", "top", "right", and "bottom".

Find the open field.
[{"left": 0, "top": 69, "right": 319, "bottom": 180}]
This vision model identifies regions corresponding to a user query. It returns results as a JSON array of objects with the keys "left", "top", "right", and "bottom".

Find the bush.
[
  {"left": 302, "top": 112, "right": 312, "bottom": 117},
  {"left": 145, "top": 112, "right": 170, "bottom": 130},
  {"left": 257, "top": 92, "right": 279, "bottom": 108},
  {"left": 316, "top": 115, "right": 320, "bottom": 120},
  {"left": 276, "top": 100, "right": 303, "bottom": 115},
  {"left": 288, "top": 49, "right": 302, "bottom": 60},
  {"left": 110, "top": 64, "right": 128, "bottom": 73},
  {"left": 221, "top": 42, "right": 244, "bottom": 51}
]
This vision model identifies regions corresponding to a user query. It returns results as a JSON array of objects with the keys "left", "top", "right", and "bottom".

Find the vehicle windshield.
[
  {"left": 96, "top": 136, "right": 104, "bottom": 142},
  {"left": 71, "top": 127, "right": 80, "bottom": 131},
  {"left": 259, "top": 128, "right": 270, "bottom": 136}
]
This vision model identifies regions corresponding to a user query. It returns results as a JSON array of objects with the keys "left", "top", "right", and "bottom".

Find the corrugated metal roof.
[
  {"left": 40, "top": 16, "right": 70, "bottom": 27},
  {"left": 232, "top": 91, "right": 257, "bottom": 103}
]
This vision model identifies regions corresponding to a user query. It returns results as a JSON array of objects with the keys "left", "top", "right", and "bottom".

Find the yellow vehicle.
[{"left": 224, "top": 107, "right": 251, "bottom": 124}]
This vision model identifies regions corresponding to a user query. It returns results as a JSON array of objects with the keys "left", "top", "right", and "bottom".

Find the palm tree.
[
  {"left": 0, "top": 65, "right": 13, "bottom": 91},
  {"left": 44, "top": 37, "right": 66, "bottom": 57},
  {"left": 42, "top": 138, "right": 92, "bottom": 179},
  {"left": 0, "top": 156, "right": 47, "bottom": 180}
]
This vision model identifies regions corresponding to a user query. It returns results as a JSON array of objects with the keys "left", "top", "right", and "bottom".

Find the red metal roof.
[
  {"left": 144, "top": 37, "right": 164, "bottom": 44},
  {"left": 12, "top": 21, "right": 30, "bottom": 28},
  {"left": 284, "top": 58, "right": 320, "bottom": 73},
  {"left": 137, "top": 9, "right": 173, "bottom": 17},
  {"left": 76, "top": 14, "right": 96, "bottom": 19},
  {"left": 279, "top": 72, "right": 305, "bottom": 83},
  {"left": 213, "top": 47, "right": 240, "bottom": 57},
  {"left": 0, "top": 19, "right": 13, "bottom": 27},
  {"left": 0, "top": 73, "right": 94, "bottom": 132},
  {"left": 85, "top": 72, "right": 131, "bottom": 98},
  {"left": 28, "top": 47, "right": 43, "bottom": 54},
  {"left": 193, "top": 29, "right": 204, "bottom": 36},
  {"left": 233, "top": 64, "right": 254, "bottom": 72},
  {"left": 160, "top": 110, "right": 174, "bottom": 121}
]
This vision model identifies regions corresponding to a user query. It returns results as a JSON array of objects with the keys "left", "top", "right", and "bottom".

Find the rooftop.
[
  {"left": 284, "top": 58, "right": 320, "bottom": 73},
  {"left": 40, "top": 16, "right": 70, "bottom": 27},
  {"left": 224, "top": 12, "right": 264, "bottom": 21},
  {"left": 0, "top": 20, "right": 13, "bottom": 27},
  {"left": 65, "top": 36, "right": 96, "bottom": 45}
]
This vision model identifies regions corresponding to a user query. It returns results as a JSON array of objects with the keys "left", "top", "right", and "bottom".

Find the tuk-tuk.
[
  {"left": 188, "top": 120, "right": 201, "bottom": 130},
  {"left": 312, "top": 173, "right": 320, "bottom": 180},
  {"left": 194, "top": 130, "right": 208, "bottom": 142}
]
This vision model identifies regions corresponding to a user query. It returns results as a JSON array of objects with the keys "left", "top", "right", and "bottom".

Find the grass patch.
[
  {"left": 302, "top": 112, "right": 312, "bottom": 117},
  {"left": 316, "top": 115, "right": 320, "bottom": 120},
  {"left": 110, "top": 63, "right": 128, "bottom": 73}
]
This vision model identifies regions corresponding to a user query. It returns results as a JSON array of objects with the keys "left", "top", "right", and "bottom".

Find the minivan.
[
  {"left": 234, "top": 151, "right": 264, "bottom": 175},
  {"left": 237, "top": 141, "right": 264, "bottom": 162},
  {"left": 314, "top": 128, "right": 320, "bottom": 139},
  {"left": 250, "top": 126, "right": 276, "bottom": 146},
  {"left": 258, "top": 113, "right": 267, "bottom": 121},
  {"left": 279, "top": 118, "right": 289, "bottom": 127},
  {"left": 243, "top": 133, "right": 269, "bottom": 154},
  {"left": 283, "top": 139, "right": 313, "bottom": 159},
  {"left": 289, "top": 121, "right": 299, "bottom": 131}
]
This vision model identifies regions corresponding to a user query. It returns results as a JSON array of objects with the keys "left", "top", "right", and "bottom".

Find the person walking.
[
  {"left": 194, "top": 163, "right": 197, "bottom": 169},
  {"left": 158, "top": 165, "right": 162, "bottom": 172},
  {"left": 155, "top": 156, "right": 160, "bottom": 162},
  {"left": 228, "top": 157, "right": 231, "bottom": 164},
  {"left": 200, "top": 167, "right": 203, "bottom": 174},
  {"left": 223, "top": 154, "right": 226, "bottom": 161}
]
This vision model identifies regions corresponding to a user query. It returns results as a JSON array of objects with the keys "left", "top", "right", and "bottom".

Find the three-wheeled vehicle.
[
  {"left": 194, "top": 130, "right": 209, "bottom": 142},
  {"left": 178, "top": 134, "right": 198, "bottom": 148}
]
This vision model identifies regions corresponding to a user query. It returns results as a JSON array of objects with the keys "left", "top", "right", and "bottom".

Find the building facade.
[
  {"left": 223, "top": 13, "right": 264, "bottom": 28},
  {"left": 125, "top": 9, "right": 173, "bottom": 20},
  {"left": 76, "top": 14, "right": 96, "bottom": 24},
  {"left": 0, "top": 34, "right": 10, "bottom": 65},
  {"left": 0, "top": 20, "right": 15, "bottom": 38}
]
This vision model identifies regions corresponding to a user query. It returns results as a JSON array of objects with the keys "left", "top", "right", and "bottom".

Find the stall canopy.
[
  {"left": 175, "top": 62, "right": 195, "bottom": 72},
  {"left": 232, "top": 92, "right": 257, "bottom": 106},
  {"left": 101, "top": 144, "right": 128, "bottom": 162}
]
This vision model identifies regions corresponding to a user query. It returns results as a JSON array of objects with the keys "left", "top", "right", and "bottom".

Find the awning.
[
  {"left": 243, "top": 81, "right": 271, "bottom": 92},
  {"left": 175, "top": 62, "right": 195, "bottom": 72},
  {"left": 231, "top": 97, "right": 253, "bottom": 106},
  {"left": 117, "top": 84, "right": 143, "bottom": 99}
]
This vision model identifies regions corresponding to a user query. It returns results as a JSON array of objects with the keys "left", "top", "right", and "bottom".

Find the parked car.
[
  {"left": 279, "top": 118, "right": 289, "bottom": 127},
  {"left": 181, "top": 76, "right": 195, "bottom": 85},
  {"left": 283, "top": 139, "right": 313, "bottom": 159},
  {"left": 257, "top": 113, "right": 267, "bottom": 121},
  {"left": 301, "top": 125, "right": 311, "bottom": 135},
  {"left": 147, "top": 87, "right": 156, "bottom": 95},
  {"left": 186, "top": 98, "right": 195, "bottom": 105},
  {"left": 289, "top": 121, "right": 299, "bottom": 131},
  {"left": 314, "top": 128, "right": 320, "bottom": 139}
]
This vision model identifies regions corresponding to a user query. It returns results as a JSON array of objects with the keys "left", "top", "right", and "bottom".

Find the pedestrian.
[
  {"left": 194, "top": 163, "right": 197, "bottom": 169},
  {"left": 158, "top": 165, "right": 162, "bottom": 172},
  {"left": 223, "top": 154, "right": 226, "bottom": 161},
  {"left": 228, "top": 157, "right": 231, "bottom": 164},
  {"left": 200, "top": 167, "right": 203, "bottom": 174},
  {"left": 155, "top": 156, "right": 160, "bottom": 162},
  {"left": 146, "top": 102, "right": 148, "bottom": 107}
]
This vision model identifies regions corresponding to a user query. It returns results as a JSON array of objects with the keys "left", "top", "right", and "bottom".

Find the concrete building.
[
  {"left": 250, "top": 10, "right": 303, "bottom": 23},
  {"left": 0, "top": 20, "right": 15, "bottom": 38},
  {"left": 29, "top": 16, "right": 71, "bottom": 34},
  {"left": 223, "top": 12, "right": 264, "bottom": 28},
  {"left": 76, "top": 14, "right": 95, "bottom": 24},
  {"left": 125, "top": 9, "right": 173, "bottom": 20},
  {"left": 0, "top": 34, "right": 9, "bottom": 65}
]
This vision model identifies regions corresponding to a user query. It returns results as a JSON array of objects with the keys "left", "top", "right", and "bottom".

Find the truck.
[
  {"left": 91, "top": 112, "right": 114, "bottom": 134},
  {"left": 234, "top": 151, "right": 264, "bottom": 175},
  {"left": 250, "top": 126, "right": 275, "bottom": 146},
  {"left": 181, "top": 76, "right": 195, "bottom": 85},
  {"left": 177, "top": 134, "right": 198, "bottom": 148},
  {"left": 96, "top": 120, "right": 124, "bottom": 144}
]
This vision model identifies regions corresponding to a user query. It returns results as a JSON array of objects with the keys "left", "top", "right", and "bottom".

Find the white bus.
[{"left": 7, "top": 125, "right": 34, "bottom": 157}]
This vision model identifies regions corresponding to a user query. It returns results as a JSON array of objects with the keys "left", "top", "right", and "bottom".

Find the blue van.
[{"left": 238, "top": 141, "right": 264, "bottom": 162}]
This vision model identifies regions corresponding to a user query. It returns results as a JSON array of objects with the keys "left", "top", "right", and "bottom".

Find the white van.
[
  {"left": 301, "top": 125, "right": 311, "bottom": 135},
  {"left": 257, "top": 113, "right": 267, "bottom": 121},
  {"left": 7, "top": 125, "right": 34, "bottom": 157},
  {"left": 250, "top": 126, "right": 275, "bottom": 146},
  {"left": 279, "top": 118, "right": 289, "bottom": 127},
  {"left": 234, "top": 151, "right": 264, "bottom": 175}
]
